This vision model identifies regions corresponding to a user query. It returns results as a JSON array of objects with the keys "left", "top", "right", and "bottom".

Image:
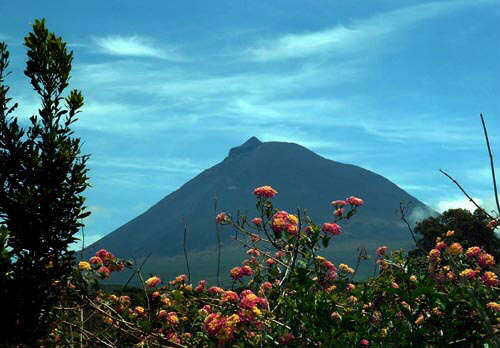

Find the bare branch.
[
  {"left": 480, "top": 113, "right": 500, "bottom": 215},
  {"left": 439, "top": 169, "right": 496, "bottom": 220}
]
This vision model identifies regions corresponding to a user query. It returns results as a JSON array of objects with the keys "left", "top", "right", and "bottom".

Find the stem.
[
  {"left": 214, "top": 195, "right": 221, "bottom": 286},
  {"left": 480, "top": 113, "right": 500, "bottom": 215},
  {"left": 183, "top": 221, "right": 191, "bottom": 282}
]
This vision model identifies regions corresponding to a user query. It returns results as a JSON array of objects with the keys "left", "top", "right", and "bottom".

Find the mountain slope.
[{"left": 85, "top": 137, "right": 433, "bottom": 283}]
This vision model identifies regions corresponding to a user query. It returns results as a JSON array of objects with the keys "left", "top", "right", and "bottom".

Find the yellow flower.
[
  {"left": 79, "top": 261, "right": 91, "bottom": 270},
  {"left": 288, "top": 214, "right": 298, "bottom": 225},
  {"left": 252, "top": 306, "right": 262, "bottom": 316},
  {"left": 226, "top": 314, "right": 240, "bottom": 327},
  {"left": 409, "top": 275, "right": 417, "bottom": 282}
]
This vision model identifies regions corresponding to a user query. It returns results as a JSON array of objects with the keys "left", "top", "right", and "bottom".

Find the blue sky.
[{"left": 1, "top": 0, "right": 499, "bottom": 246}]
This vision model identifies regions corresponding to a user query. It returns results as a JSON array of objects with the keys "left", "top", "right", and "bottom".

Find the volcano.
[{"left": 85, "top": 137, "right": 433, "bottom": 283}]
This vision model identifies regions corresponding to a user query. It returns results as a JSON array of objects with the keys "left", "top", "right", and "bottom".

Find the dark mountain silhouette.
[{"left": 84, "top": 137, "right": 433, "bottom": 283}]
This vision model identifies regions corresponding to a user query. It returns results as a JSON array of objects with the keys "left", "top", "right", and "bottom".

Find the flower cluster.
[
  {"left": 272, "top": 210, "right": 299, "bottom": 236},
  {"left": 321, "top": 222, "right": 341, "bottom": 236},
  {"left": 79, "top": 248, "right": 124, "bottom": 278},
  {"left": 253, "top": 185, "right": 277, "bottom": 198}
]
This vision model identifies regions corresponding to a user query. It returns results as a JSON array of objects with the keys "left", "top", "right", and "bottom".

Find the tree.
[
  {"left": 412, "top": 208, "right": 500, "bottom": 258},
  {"left": 0, "top": 19, "right": 90, "bottom": 345}
]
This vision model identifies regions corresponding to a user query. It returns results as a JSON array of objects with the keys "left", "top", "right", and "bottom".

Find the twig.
[
  {"left": 480, "top": 113, "right": 500, "bottom": 215},
  {"left": 61, "top": 320, "right": 116, "bottom": 348},
  {"left": 183, "top": 221, "right": 191, "bottom": 282},
  {"left": 439, "top": 169, "right": 496, "bottom": 220},
  {"left": 120, "top": 253, "right": 151, "bottom": 295},
  {"left": 278, "top": 208, "right": 302, "bottom": 291},
  {"left": 214, "top": 195, "right": 221, "bottom": 286},
  {"left": 231, "top": 235, "right": 288, "bottom": 267},
  {"left": 400, "top": 202, "right": 427, "bottom": 254}
]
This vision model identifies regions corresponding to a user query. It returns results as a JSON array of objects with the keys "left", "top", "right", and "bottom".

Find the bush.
[{"left": 48, "top": 187, "right": 500, "bottom": 347}]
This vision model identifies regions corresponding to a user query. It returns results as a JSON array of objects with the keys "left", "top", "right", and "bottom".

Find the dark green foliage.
[
  {"left": 412, "top": 208, "right": 500, "bottom": 257},
  {"left": 0, "top": 19, "right": 89, "bottom": 346}
]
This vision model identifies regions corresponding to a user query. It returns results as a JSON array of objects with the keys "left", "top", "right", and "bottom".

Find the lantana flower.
[{"left": 253, "top": 185, "right": 277, "bottom": 198}]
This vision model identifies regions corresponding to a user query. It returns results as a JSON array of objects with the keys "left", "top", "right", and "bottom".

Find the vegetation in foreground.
[{"left": 1, "top": 19, "right": 499, "bottom": 348}]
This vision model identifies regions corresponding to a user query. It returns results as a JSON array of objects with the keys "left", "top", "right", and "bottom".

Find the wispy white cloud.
[
  {"left": 93, "top": 35, "right": 182, "bottom": 60},
  {"left": 248, "top": 0, "right": 495, "bottom": 61},
  {"left": 434, "top": 196, "right": 483, "bottom": 213},
  {"left": 88, "top": 157, "right": 205, "bottom": 175}
]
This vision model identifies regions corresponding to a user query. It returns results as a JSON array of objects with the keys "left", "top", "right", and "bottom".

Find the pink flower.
[
  {"left": 266, "top": 258, "right": 276, "bottom": 266},
  {"left": 435, "top": 241, "right": 447, "bottom": 251},
  {"left": 216, "top": 212, "right": 229, "bottom": 223},
  {"left": 89, "top": 256, "right": 103, "bottom": 265},
  {"left": 346, "top": 196, "right": 364, "bottom": 206},
  {"left": 134, "top": 306, "right": 145, "bottom": 316},
  {"left": 326, "top": 270, "right": 339, "bottom": 281},
  {"left": 322, "top": 222, "right": 341, "bottom": 236},
  {"left": 260, "top": 281, "right": 272, "bottom": 292},
  {"left": 459, "top": 268, "right": 476, "bottom": 280},
  {"left": 487, "top": 219, "right": 499, "bottom": 229},
  {"left": 251, "top": 217, "right": 262, "bottom": 226},
  {"left": 466, "top": 246, "right": 482, "bottom": 258},
  {"left": 253, "top": 185, "right": 277, "bottom": 198},
  {"left": 360, "top": 339, "right": 369, "bottom": 346},
  {"left": 195, "top": 280, "right": 206, "bottom": 292},
  {"left": 428, "top": 248, "right": 440, "bottom": 259},
  {"left": 334, "top": 208, "right": 344, "bottom": 217},
  {"left": 230, "top": 267, "right": 242, "bottom": 280},
  {"left": 278, "top": 333, "right": 295, "bottom": 345},
  {"left": 331, "top": 200, "right": 347, "bottom": 207},
  {"left": 240, "top": 265, "right": 253, "bottom": 276},
  {"left": 275, "top": 250, "right": 286, "bottom": 258},
  {"left": 96, "top": 249, "right": 109, "bottom": 259},
  {"left": 376, "top": 246, "right": 388, "bottom": 257},
  {"left": 479, "top": 253, "right": 496, "bottom": 268},
  {"left": 322, "top": 260, "right": 337, "bottom": 272},
  {"left": 331, "top": 311, "right": 341, "bottom": 319},
  {"left": 97, "top": 266, "right": 110, "bottom": 278},
  {"left": 151, "top": 291, "right": 160, "bottom": 299}
]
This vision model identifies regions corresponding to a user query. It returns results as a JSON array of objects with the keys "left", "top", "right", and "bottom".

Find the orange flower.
[
  {"left": 447, "top": 242, "right": 463, "bottom": 256},
  {"left": 445, "top": 230, "right": 455, "bottom": 237},
  {"left": 487, "top": 302, "right": 500, "bottom": 312},
  {"left": 134, "top": 306, "right": 145, "bottom": 316}
]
